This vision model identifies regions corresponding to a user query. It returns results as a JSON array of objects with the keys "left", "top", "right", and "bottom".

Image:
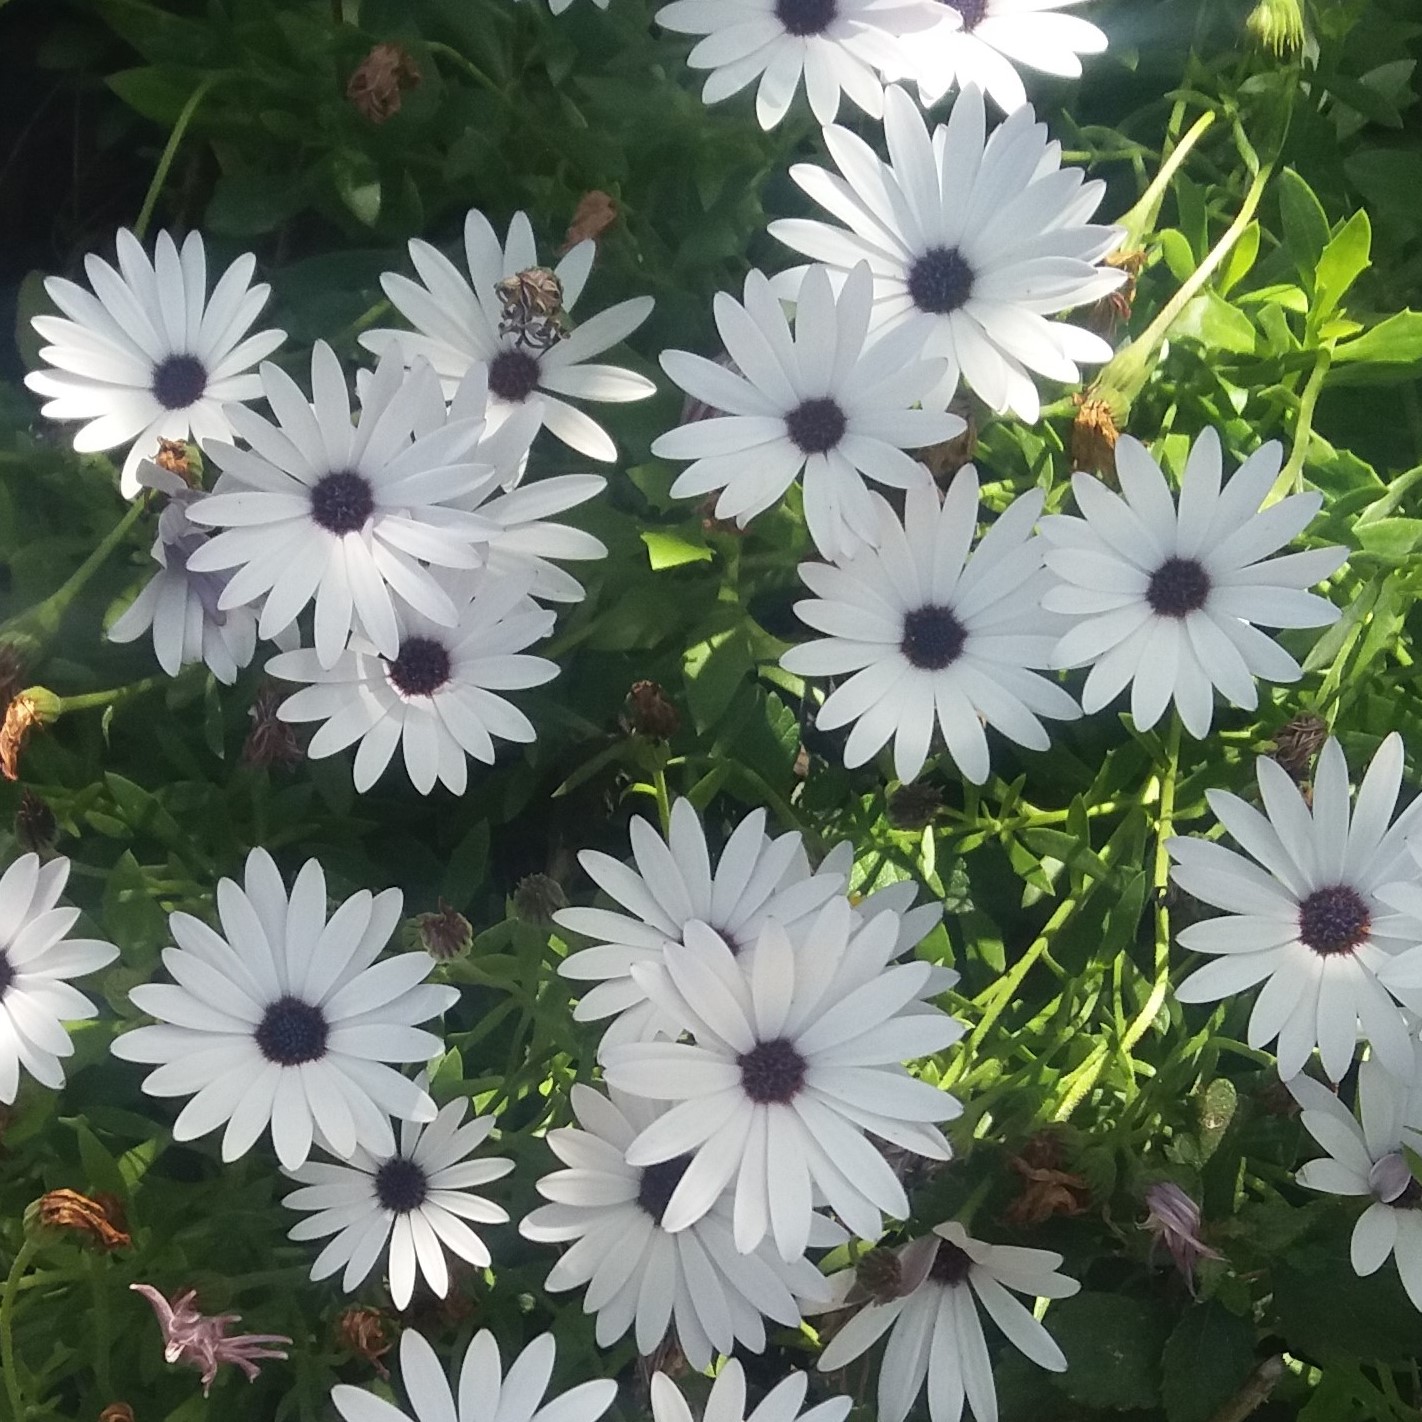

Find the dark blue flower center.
[
  {"left": 151, "top": 355, "right": 208, "bottom": 410},
  {"left": 374, "top": 1156, "right": 428, "bottom": 1213},
  {"left": 254, "top": 995, "right": 329, "bottom": 1066},
  {"left": 1146, "top": 557, "right": 1211, "bottom": 618},
  {"left": 488, "top": 348, "right": 542, "bottom": 403},
  {"left": 388, "top": 637, "right": 452, "bottom": 698},
  {"left": 1298, "top": 885, "right": 1370, "bottom": 956},
  {"left": 908, "top": 247, "right": 975, "bottom": 316},
  {"left": 901, "top": 605, "right": 967, "bottom": 670},
  {"left": 776, "top": 0, "right": 837, "bottom": 34},
  {"left": 738, "top": 1037, "right": 807, "bottom": 1104},
  {"left": 786, "top": 398, "right": 847, "bottom": 455},
  {"left": 310, "top": 471, "right": 375, "bottom": 536},
  {"left": 637, "top": 1156, "right": 692, "bottom": 1224}
]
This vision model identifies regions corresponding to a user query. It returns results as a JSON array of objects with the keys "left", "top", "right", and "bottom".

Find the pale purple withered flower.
[
  {"left": 1142, "top": 1182, "right": 1222, "bottom": 1293},
  {"left": 130, "top": 1284, "right": 292, "bottom": 1396}
]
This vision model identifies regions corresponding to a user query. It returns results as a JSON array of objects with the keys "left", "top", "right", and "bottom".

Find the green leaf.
[
  {"left": 1313, "top": 210, "right": 1371, "bottom": 327},
  {"left": 1049, "top": 1292, "right": 1169, "bottom": 1410},
  {"left": 1158, "top": 228, "right": 1196, "bottom": 282},
  {"left": 1354, "top": 517, "right": 1422, "bottom": 559},
  {"left": 682, "top": 626, "right": 753, "bottom": 733},
  {"left": 69, "top": 1119, "right": 128, "bottom": 1198},
  {"left": 205, "top": 172, "right": 300, "bottom": 237},
  {"left": 1330, "top": 310, "right": 1422, "bottom": 380},
  {"left": 1175, "top": 291, "right": 1256, "bottom": 355},
  {"left": 1218, "top": 221, "right": 1260, "bottom": 297},
  {"left": 106, "top": 65, "right": 208, "bottom": 126},
  {"left": 1277, "top": 168, "right": 1331, "bottom": 291},
  {"left": 641, "top": 530, "right": 713, "bottom": 571},
  {"left": 1160, "top": 1303, "right": 1257, "bottom": 1422},
  {"left": 1345, "top": 149, "right": 1422, "bottom": 231}
]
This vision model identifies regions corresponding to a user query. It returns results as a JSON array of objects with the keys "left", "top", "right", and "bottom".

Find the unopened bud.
[
  {"left": 1246, "top": 0, "right": 1305, "bottom": 56},
  {"left": 514, "top": 874, "right": 567, "bottom": 926},
  {"left": 622, "top": 680, "right": 680, "bottom": 740},
  {"left": 15, "top": 789, "right": 57, "bottom": 856},
  {"left": 408, "top": 900, "right": 473, "bottom": 960}
]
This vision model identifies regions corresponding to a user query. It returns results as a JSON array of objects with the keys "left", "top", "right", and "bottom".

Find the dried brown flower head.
[
  {"left": 622, "top": 680, "right": 681, "bottom": 741},
  {"left": 408, "top": 900, "right": 474, "bottom": 960},
  {"left": 99, "top": 1405, "right": 136, "bottom": 1422},
  {"left": 1071, "top": 395, "right": 1120, "bottom": 480},
  {"left": 562, "top": 191, "right": 619, "bottom": 253},
  {"left": 15, "top": 788, "right": 58, "bottom": 856},
  {"left": 347, "top": 42, "right": 422, "bottom": 124},
  {"left": 33, "top": 1189, "right": 132, "bottom": 1250},
  {"left": 888, "top": 783, "right": 942, "bottom": 831},
  {"left": 1005, "top": 1158, "right": 1092, "bottom": 1227},
  {"left": 0, "top": 690, "right": 54, "bottom": 782},
  {"left": 1270, "top": 712, "right": 1328, "bottom": 782},
  {"left": 336, "top": 1306, "right": 392, "bottom": 1378},
  {"left": 513, "top": 874, "right": 568, "bottom": 926},
  {"left": 242, "top": 684, "right": 302, "bottom": 769},
  {"left": 1092, "top": 248, "right": 1148, "bottom": 332},
  {"left": 154, "top": 439, "right": 195, "bottom": 487},
  {"left": 496, "top": 268, "right": 569, "bottom": 351}
]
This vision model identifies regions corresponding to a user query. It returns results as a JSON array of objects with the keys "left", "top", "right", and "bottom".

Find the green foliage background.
[{"left": 3, "top": 0, "right": 1422, "bottom": 1418}]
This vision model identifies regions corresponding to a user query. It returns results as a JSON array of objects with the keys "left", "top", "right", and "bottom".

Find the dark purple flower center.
[
  {"left": 1145, "top": 557, "right": 1211, "bottom": 618},
  {"left": 388, "top": 637, "right": 452, "bottom": 698},
  {"left": 374, "top": 1156, "right": 428, "bottom": 1213},
  {"left": 940, "top": 0, "right": 987, "bottom": 29},
  {"left": 637, "top": 1155, "right": 692, "bottom": 1224},
  {"left": 254, "top": 995, "right": 329, "bottom": 1066},
  {"left": 151, "top": 354, "right": 208, "bottom": 410},
  {"left": 1298, "top": 885, "right": 1371, "bottom": 956},
  {"left": 0, "top": 948, "right": 13, "bottom": 1000},
  {"left": 776, "top": 0, "right": 837, "bottom": 35},
  {"left": 488, "top": 348, "right": 542, "bottom": 403},
  {"left": 738, "top": 1037, "right": 807, "bottom": 1104},
  {"left": 785, "top": 397, "right": 847, "bottom": 455},
  {"left": 901, "top": 605, "right": 967, "bottom": 670},
  {"left": 930, "top": 1240, "right": 973, "bottom": 1285},
  {"left": 310, "top": 471, "right": 375, "bottom": 536},
  {"left": 908, "top": 247, "right": 975, "bottom": 316}
]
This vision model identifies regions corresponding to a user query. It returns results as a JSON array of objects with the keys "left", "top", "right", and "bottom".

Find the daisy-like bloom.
[
  {"left": 770, "top": 85, "right": 1123, "bottom": 421},
  {"left": 1169, "top": 733, "right": 1422, "bottom": 1083},
  {"left": 1289, "top": 1063, "right": 1422, "bottom": 1311},
  {"left": 1043, "top": 429, "right": 1347, "bottom": 737},
  {"left": 782, "top": 471, "right": 1080, "bottom": 785},
  {"left": 656, "top": 0, "right": 943, "bottom": 130},
  {"left": 654, "top": 263, "right": 962, "bottom": 560},
  {"left": 360, "top": 209, "right": 655, "bottom": 463},
  {"left": 331, "top": 1327, "right": 618, "bottom": 1422},
  {"left": 185, "top": 343, "right": 498, "bottom": 670},
  {"left": 108, "top": 461, "right": 258, "bottom": 684},
  {"left": 898, "top": 1, "right": 1109, "bottom": 114},
  {"left": 131, "top": 1283, "right": 292, "bottom": 1398},
  {"left": 25, "top": 229, "right": 285, "bottom": 497},
  {"left": 602, "top": 906, "right": 962, "bottom": 1260},
  {"left": 1141, "top": 1182, "right": 1222, "bottom": 1295},
  {"left": 266, "top": 570, "right": 557, "bottom": 795},
  {"left": 284, "top": 1087, "right": 513, "bottom": 1309},
  {"left": 555, "top": 798, "right": 846, "bottom": 1053},
  {"left": 111, "top": 849, "right": 457, "bottom": 1169},
  {"left": 520, "top": 1084, "right": 834, "bottom": 1367},
  {"left": 815, "top": 1222, "right": 1079, "bottom": 1422},
  {"left": 651, "top": 1361, "right": 849, "bottom": 1422},
  {"left": 0, "top": 854, "right": 118, "bottom": 1104}
]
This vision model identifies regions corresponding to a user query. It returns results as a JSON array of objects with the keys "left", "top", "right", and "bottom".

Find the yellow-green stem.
[
  {"left": 1118, "top": 111, "right": 1218, "bottom": 248},
  {"left": 135, "top": 74, "right": 223, "bottom": 240},
  {"left": 54, "top": 675, "right": 171, "bottom": 716},
  {"left": 1269, "top": 347, "right": 1333, "bottom": 502},
  {"left": 1, "top": 1238, "right": 39, "bottom": 1420}
]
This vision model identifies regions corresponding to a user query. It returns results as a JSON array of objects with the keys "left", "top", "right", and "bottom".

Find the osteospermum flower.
[
  {"left": 1169, "top": 734, "right": 1422, "bottom": 1083},
  {"left": 266, "top": 571, "right": 557, "bottom": 796},
  {"left": 26, "top": 229, "right": 285, "bottom": 496},
  {"left": 520, "top": 1084, "right": 833, "bottom": 1367},
  {"left": 651, "top": 1361, "right": 849, "bottom": 1422},
  {"left": 655, "top": 0, "right": 942, "bottom": 130},
  {"left": 899, "top": 0, "right": 1109, "bottom": 113},
  {"left": 815, "top": 1222, "right": 1079, "bottom": 1422},
  {"left": 284, "top": 1089, "right": 513, "bottom": 1309},
  {"left": 0, "top": 854, "right": 118, "bottom": 1104},
  {"left": 111, "top": 849, "right": 457, "bottom": 1169},
  {"left": 1043, "top": 430, "right": 1346, "bottom": 736},
  {"left": 555, "top": 798, "right": 846, "bottom": 1053},
  {"left": 185, "top": 344, "right": 497, "bottom": 669},
  {"left": 361, "top": 208, "right": 655, "bottom": 462},
  {"left": 770, "top": 84, "right": 1123, "bottom": 420},
  {"left": 654, "top": 262, "right": 962, "bottom": 560},
  {"left": 782, "top": 472, "right": 1080, "bottom": 784},
  {"left": 1289, "top": 1064, "right": 1422, "bottom": 1310},
  {"left": 1142, "top": 1182, "right": 1222, "bottom": 1294},
  {"left": 331, "top": 1327, "right": 618, "bottom": 1422},
  {"left": 108, "top": 461, "right": 258, "bottom": 684},
  {"left": 602, "top": 911, "right": 961, "bottom": 1260},
  {"left": 131, "top": 1283, "right": 292, "bottom": 1398}
]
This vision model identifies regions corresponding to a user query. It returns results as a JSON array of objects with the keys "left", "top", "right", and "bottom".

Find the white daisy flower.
[
  {"left": 107, "top": 461, "right": 259, "bottom": 684},
  {"left": 555, "top": 797, "right": 847, "bottom": 1054},
  {"left": 1042, "top": 429, "right": 1347, "bottom": 738},
  {"left": 815, "top": 1222, "right": 1079, "bottom": 1422},
  {"left": 769, "top": 84, "right": 1123, "bottom": 421},
  {"left": 782, "top": 471, "right": 1080, "bottom": 785},
  {"left": 656, "top": 0, "right": 943, "bottom": 130},
  {"left": 110, "top": 849, "right": 458, "bottom": 1169},
  {"left": 521, "top": 1083, "right": 834, "bottom": 1367},
  {"left": 602, "top": 908, "right": 961, "bottom": 1260},
  {"left": 266, "top": 571, "right": 557, "bottom": 796},
  {"left": 654, "top": 262, "right": 962, "bottom": 560},
  {"left": 331, "top": 1327, "right": 618, "bottom": 1422},
  {"left": 1169, "top": 733, "right": 1422, "bottom": 1083},
  {"left": 1289, "top": 1063, "right": 1422, "bottom": 1311},
  {"left": 896, "top": 1, "right": 1109, "bottom": 114},
  {"left": 360, "top": 209, "right": 655, "bottom": 463},
  {"left": 0, "top": 854, "right": 118, "bottom": 1104},
  {"left": 284, "top": 1087, "right": 513, "bottom": 1309},
  {"left": 25, "top": 229, "right": 285, "bottom": 497},
  {"left": 185, "top": 344, "right": 498, "bottom": 669},
  {"left": 651, "top": 1361, "right": 849, "bottom": 1422}
]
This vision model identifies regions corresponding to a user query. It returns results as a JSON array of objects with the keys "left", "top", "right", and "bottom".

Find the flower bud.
[{"left": 408, "top": 901, "right": 473, "bottom": 960}]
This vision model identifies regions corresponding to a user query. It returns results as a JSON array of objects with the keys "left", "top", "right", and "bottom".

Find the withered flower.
[
  {"left": 347, "top": 42, "right": 422, "bottom": 124},
  {"left": 130, "top": 1284, "right": 292, "bottom": 1397},
  {"left": 1005, "top": 1158, "right": 1091, "bottom": 1227},
  {"left": 919, "top": 410, "right": 977, "bottom": 487},
  {"left": 241, "top": 683, "right": 302, "bottom": 769},
  {"left": 1142, "top": 1182, "right": 1223, "bottom": 1295},
  {"left": 0, "top": 690, "right": 56, "bottom": 782},
  {"left": 153, "top": 438, "right": 195, "bottom": 487},
  {"left": 15, "top": 788, "right": 58, "bottom": 856},
  {"left": 99, "top": 1405, "right": 136, "bottom": 1422},
  {"left": 1092, "top": 248, "right": 1148, "bottom": 331},
  {"left": 622, "top": 680, "right": 680, "bottom": 741},
  {"left": 561, "top": 191, "right": 619, "bottom": 253},
  {"left": 336, "top": 1306, "right": 392, "bottom": 1378},
  {"left": 408, "top": 899, "right": 473, "bottom": 960},
  {"left": 1270, "top": 711, "right": 1328, "bottom": 783},
  {"left": 513, "top": 874, "right": 567, "bottom": 926},
  {"left": 1071, "top": 395, "right": 1120, "bottom": 480},
  {"left": 32, "top": 1189, "right": 132, "bottom": 1250},
  {"left": 887, "top": 782, "right": 942, "bottom": 832}
]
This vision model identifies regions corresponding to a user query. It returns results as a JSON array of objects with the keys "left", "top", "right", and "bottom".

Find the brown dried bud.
[
  {"left": 15, "top": 788, "right": 58, "bottom": 856},
  {"left": 561, "top": 191, "right": 619, "bottom": 253},
  {"left": 1091, "top": 248, "right": 1148, "bottom": 333},
  {"left": 919, "top": 407, "right": 977, "bottom": 487},
  {"left": 1071, "top": 396, "right": 1120, "bottom": 481},
  {"left": 513, "top": 874, "right": 567, "bottom": 926},
  {"left": 887, "top": 783, "right": 942, "bottom": 831},
  {"left": 0, "top": 644, "right": 28, "bottom": 708},
  {"left": 242, "top": 684, "right": 302, "bottom": 770},
  {"left": 853, "top": 1247, "right": 904, "bottom": 1304},
  {"left": 347, "top": 42, "right": 422, "bottom": 124},
  {"left": 99, "top": 1405, "right": 136, "bottom": 1422},
  {"left": 0, "top": 690, "right": 56, "bottom": 782},
  {"left": 1270, "top": 712, "right": 1328, "bottom": 782},
  {"left": 622, "top": 680, "right": 681, "bottom": 741},
  {"left": 336, "top": 1306, "right": 392, "bottom": 1378},
  {"left": 30, "top": 1189, "right": 132, "bottom": 1250},
  {"left": 409, "top": 900, "right": 473, "bottom": 960},
  {"left": 1004, "top": 1157, "right": 1091, "bottom": 1227},
  {"left": 154, "top": 439, "right": 195, "bottom": 487}
]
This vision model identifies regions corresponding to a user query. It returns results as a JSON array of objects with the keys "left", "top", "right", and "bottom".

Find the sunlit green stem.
[
  {"left": 51, "top": 675, "right": 171, "bottom": 716},
  {"left": 1, "top": 1238, "right": 39, "bottom": 1420},
  {"left": 1117, "top": 111, "right": 1218, "bottom": 248},
  {"left": 1269, "top": 347, "right": 1333, "bottom": 502},
  {"left": 650, "top": 763, "right": 672, "bottom": 837},
  {"left": 135, "top": 74, "right": 223, "bottom": 240}
]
